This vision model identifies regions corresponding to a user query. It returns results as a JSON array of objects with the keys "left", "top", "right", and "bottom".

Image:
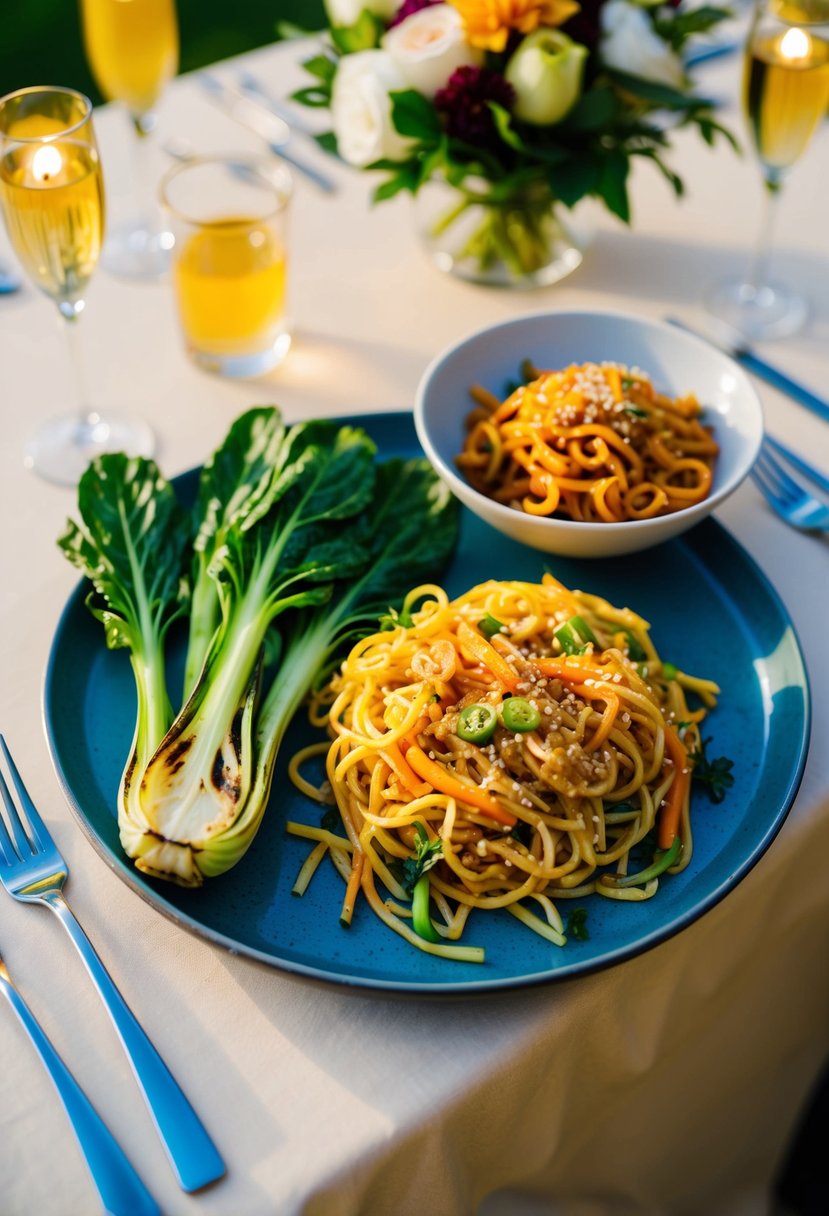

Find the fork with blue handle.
[
  {"left": 0, "top": 735, "right": 226, "bottom": 1194},
  {"left": 752, "top": 439, "right": 829, "bottom": 532},
  {"left": 0, "top": 951, "right": 160, "bottom": 1215}
]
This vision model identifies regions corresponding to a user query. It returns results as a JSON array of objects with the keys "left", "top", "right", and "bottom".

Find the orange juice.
[
  {"left": 174, "top": 217, "right": 288, "bottom": 358},
  {"left": 80, "top": 0, "right": 179, "bottom": 117}
]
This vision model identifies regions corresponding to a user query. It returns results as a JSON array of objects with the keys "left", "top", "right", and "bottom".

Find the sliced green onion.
[
  {"left": 601, "top": 837, "right": 682, "bottom": 889},
  {"left": 662, "top": 662, "right": 679, "bottom": 681},
  {"left": 501, "top": 697, "right": 541, "bottom": 733},
  {"left": 622, "top": 630, "right": 647, "bottom": 662},
  {"left": 479, "top": 612, "right": 505, "bottom": 638},
  {"left": 555, "top": 614, "right": 597, "bottom": 655},
  {"left": 457, "top": 703, "right": 498, "bottom": 744},
  {"left": 412, "top": 874, "right": 440, "bottom": 942}
]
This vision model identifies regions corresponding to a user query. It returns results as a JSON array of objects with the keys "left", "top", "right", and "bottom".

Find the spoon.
[{"left": 0, "top": 261, "right": 21, "bottom": 294}]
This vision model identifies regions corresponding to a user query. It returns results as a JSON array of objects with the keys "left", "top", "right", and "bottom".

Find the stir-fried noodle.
[
  {"left": 288, "top": 576, "right": 719, "bottom": 962},
  {"left": 456, "top": 362, "right": 719, "bottom": 523}
]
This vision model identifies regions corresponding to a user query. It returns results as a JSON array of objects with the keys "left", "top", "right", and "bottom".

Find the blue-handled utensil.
[{"left": 666, "top": 316, "right": 829, "bottom": 425}]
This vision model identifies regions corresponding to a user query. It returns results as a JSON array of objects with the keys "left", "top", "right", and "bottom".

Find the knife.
[
  {"left": 236, "top": 69, "right": 321, "bottom": 141},
  {"left": 198, "top": 73, "right": 336, "bottom": 194},
  {"left": 666, "top": 316, "right": 829, "bottom": 425}
]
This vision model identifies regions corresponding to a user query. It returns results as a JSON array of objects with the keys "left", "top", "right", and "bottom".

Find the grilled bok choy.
[{"left": 59, "top": 407, "right": 459, "bottom": 887}]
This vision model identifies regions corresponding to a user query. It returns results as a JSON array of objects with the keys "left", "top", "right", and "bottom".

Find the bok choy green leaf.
[{"left": 60, "top": 407, "right": 460, "bottom": 888}]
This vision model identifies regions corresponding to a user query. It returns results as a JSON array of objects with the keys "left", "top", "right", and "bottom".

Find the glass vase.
[{"left": 414, "top": 176, "right": 590, "bottom": 289}]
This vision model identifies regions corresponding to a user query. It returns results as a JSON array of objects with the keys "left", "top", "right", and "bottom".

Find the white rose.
[
  {"left": 599, "top": 0, "right": 686, "bottom": 89},
  {"left": 331, "top": 50, "right": 414, "bottom": 166},
  {"left": 382, "top": 5, "right": 483, "bottom": 99},
  {"left": 325, "top": 0, "right": 398, "bottom": 25}
]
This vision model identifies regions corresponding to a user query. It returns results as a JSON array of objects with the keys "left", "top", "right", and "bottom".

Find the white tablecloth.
[{"left": 1, "top": 37, "right": 827, "bottom": 1216}]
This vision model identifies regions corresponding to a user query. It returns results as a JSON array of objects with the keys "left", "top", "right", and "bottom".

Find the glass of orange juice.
[{"left": 161, "top": 156, "right": 292, "bottom": 377}]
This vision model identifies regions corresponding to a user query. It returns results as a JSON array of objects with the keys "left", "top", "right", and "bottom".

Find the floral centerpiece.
[{"left": 294, "top": 0, "right": 735, "bottom": 286}]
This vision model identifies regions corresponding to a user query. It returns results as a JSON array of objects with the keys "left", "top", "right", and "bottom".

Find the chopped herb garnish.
[
  {"left": 402, "top": 822, "right": 443, "bottom": 893},
  {"left": 321, "top": 807, "right": 340, "bottom": 833},
  {"left": 625, "top": 406, "right": 648, "bottom": 418},
  {"left": 661, "top": 662, "right": 679, "bottom": 681},
  {"left": 566, "top": 908, "right": 590, "bottom": 941},
  {"left": 379, "top": 605, "right": 414, "bottom": 632},
  {"left": 689, "top": 736, "right": 735, "bottom": 804},
  {"left": 510, "top": 821, "right": 534, "bottom": 848},
  {"left": 621, "top": 375, "right": 635, "bottom": 390}
]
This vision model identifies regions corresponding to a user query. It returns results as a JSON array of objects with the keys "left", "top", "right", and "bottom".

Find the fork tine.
[
  {"left": 0, "top": 783, "right": 21, "bottom": 864},
  {"left": 0, "top": 735, "right": 46, "bottom": 855},
  {"left": 759, "top": 448, "right": 800, "bottom": 504},
  {"left": 755, "top": 450, "right": 792, "bottom": 501}
]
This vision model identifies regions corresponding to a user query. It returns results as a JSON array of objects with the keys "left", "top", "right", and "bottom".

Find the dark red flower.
[
  {"left": 388, "top": 0, "right": 445, "bottom": 27},
  {"left": 435, "top": 66, "right": 515, "bottom": 150}
]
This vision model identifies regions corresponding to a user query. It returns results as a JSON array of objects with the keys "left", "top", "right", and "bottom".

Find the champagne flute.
[
  {"left": 79, "top": 0, "right": 179, "bottom": 279},
  {"left": 0, "top": 86, "right": 154, "bottom": 484},
  {"left": 706, "top": 0, "right": 829, "bottom": 340}
]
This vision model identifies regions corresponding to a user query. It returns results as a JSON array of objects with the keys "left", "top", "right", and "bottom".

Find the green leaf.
[
  {"left": 550, "top": 153, "right": 602, "bottom": 207},
  {"left": 315, "top": 131, "right": 339, "bottom": 156},
  {"left": 655, "top": 6, "right": 732, "bottom": 51},
  {"left": 291, "top": 85, "right": 331, "bottom": 109},
  {"left": 597, "top": 148, "right": 630, "bottom": 223},
  {"left": 302, "top": 54, "right": 337, "bottom": 85},
  {"left": 390, "top": 89, "right": 442, "bottom": 142},
  {"left": 330, "top": 11, "right": 385, "bottom": 54},
  {"left": 560, "top": 87, "right": 619, "bottom": 133},
  {"left": 607, "top": 69, "right": 707, "bottom": 111},
  {"left": 59, "top": 454, "right": 188, "bottom": 656}
]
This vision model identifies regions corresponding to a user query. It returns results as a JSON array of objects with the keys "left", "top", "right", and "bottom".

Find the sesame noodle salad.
[
  {"left": 457, "top": 362, "right": 719, "bottom": 524},
  {"left": 287, "top": 575, "right": 724, "bottom": 963}
]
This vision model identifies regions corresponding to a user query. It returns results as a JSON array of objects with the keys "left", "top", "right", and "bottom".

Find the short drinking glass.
[{"left": 162, "top": 156, "right": 292, "bottom": 377}]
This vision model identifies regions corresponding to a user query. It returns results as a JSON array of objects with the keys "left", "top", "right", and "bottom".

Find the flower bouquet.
[{"left": 294, "top": 1, "right": 735, "bottom": 286}]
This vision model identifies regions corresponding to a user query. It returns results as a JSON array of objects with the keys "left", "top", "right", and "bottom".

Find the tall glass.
[
  {"left": 79, "top": 0, "right": 179, "bottom": 279},
  {"left": 706, "top": 0, "right": 829, "bottom": 340},
  {"left": 0, "top": 86, "right": 154, "bottom": 484}
]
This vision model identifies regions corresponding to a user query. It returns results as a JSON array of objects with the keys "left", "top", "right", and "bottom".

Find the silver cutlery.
[
  {"left": 0, "top": 948, "right": 159, "bottom": 1216},
  {"left": 198, "top": 73, "right": 336, "bottom": 194},
  {"left": 666, "top": 315, "right": 829, "bottom": 425},
  {"left": 0, "top": 735, "right": 226, "bottom": 1194},
  {"left": 0, "top": 260, "right": 21, "bottom": 294},
  {"left": 752, "top": 443, "right": 829, "bottom": 531},
  {"left": 236, "top": 68, "right": 321, "bottom": 141}
]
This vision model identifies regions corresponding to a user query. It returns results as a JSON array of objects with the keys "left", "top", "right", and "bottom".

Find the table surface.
[{"left": 1, "top": 31, "right": 828, "bottom": 1216}]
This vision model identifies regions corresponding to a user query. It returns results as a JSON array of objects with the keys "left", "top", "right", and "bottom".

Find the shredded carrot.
[
  {"left": 380, "top": 741, "right": 431, "bottom": 798},
  {"left": 657, "top": 725, "right": 689, "bottom": 850},
  {"left": 533, "top": 657, "right": 610, "bottom": 688},
  {"left": 406, "top": 745, "right": 517, "bottom": 828},
  {"left": 456, "top": 620, "right": 521, "bottom": 692}
]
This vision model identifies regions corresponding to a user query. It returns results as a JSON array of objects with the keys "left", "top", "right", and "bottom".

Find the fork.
[
  {"left": 0, "top": 735, "right": 226, "bottom": 1193},
  {"left": 751, "top": 443, "right": 829, "bottom": 532},
  {"left": 0, "top": 948, "right": 159, "bottom": 1215}
]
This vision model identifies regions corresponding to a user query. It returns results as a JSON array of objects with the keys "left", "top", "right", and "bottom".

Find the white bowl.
[{"left": 414, "top": 309, "right": 764, "bottom": 558}]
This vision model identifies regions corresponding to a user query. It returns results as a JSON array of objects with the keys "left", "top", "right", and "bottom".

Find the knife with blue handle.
[{"left": 666, "top": 316, "right": 829, "bottom": 425}]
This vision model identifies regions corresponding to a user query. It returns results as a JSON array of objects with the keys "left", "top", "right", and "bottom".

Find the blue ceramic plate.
[{"left": 44, "top": 413, "right": 810, "bottom": 993}]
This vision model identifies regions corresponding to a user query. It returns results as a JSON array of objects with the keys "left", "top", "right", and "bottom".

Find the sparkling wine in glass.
[
  {"left": 0, "top": 86, "right": 154, "bottom": 484},
  {"left": 79, "top": 0, "right": 179, "bottom": 279},
  {"left": 707, "top": 0, "right": 829, "bottom": 340}
]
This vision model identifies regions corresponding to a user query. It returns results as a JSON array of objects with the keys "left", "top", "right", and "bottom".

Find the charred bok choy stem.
[
  {"left": 60, "top": 407, "right": 460, "bottom": 888},
  {"left": 58, "top": 455, "right": 190, "bottom": 858}
]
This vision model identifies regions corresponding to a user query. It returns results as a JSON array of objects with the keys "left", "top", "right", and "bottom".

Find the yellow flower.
[{"left": 448, "top": 0, "right": 581, "bottom": 53}]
